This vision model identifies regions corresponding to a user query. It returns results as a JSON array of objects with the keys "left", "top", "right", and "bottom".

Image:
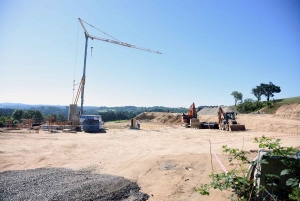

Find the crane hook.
[{"left": 91, "top": 47, "right": 93, "bottom": 57}]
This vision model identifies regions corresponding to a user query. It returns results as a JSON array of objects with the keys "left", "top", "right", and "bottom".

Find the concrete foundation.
[{"left": 69, "top": 104, "right": 80, "bottom": 125}]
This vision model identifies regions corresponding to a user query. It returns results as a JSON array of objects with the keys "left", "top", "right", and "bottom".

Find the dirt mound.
[
  {"left": 135, "top": 112, "right": 182, "bottom": 124},
  {"left": 275, "top": 103, "right": 300, "bottom": 120}
]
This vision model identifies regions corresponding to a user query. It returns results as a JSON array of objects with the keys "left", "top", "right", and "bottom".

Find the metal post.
[
  {"left": 80, "top": 35, "right": 89, "bottom": 115},
  {"left": 209, "top": 140, "right": 214, "bottom": 172}
]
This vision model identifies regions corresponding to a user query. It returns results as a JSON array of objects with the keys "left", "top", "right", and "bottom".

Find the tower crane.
[{"left": 69, "top": 18, "right": 161, "bottom": 124}]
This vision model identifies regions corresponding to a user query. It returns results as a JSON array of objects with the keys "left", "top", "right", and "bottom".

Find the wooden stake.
[{"left": 209, "top": 140, "right": 214, "bottom": 172}]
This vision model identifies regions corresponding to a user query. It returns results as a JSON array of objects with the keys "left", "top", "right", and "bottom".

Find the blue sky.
[{"left": 0, "top": 0, "right": 299, "bottom": 107}]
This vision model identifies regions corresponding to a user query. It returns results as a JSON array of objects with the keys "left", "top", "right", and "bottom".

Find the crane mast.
[{"left": 76, "top": 18, "right": 161, "bottom": 115}]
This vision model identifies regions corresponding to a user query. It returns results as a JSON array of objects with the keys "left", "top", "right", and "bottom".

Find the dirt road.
[{"left": 1, "top": 115, "right": 300, "bottom": 200}]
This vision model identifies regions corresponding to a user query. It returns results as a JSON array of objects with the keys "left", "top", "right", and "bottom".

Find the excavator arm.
[
  {"left": 218, "top": 106, "right": 224, "bottom": 124},
  {"left": 188, "top": 102, "right": 197, "bottom": 118}
]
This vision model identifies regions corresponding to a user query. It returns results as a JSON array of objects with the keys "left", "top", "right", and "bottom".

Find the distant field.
[
  {"left": 261, "top": 96, "right": 300, "bottom": 114},
  {"left": 276, "top": 96, "right": 300, "bottom": 104}
]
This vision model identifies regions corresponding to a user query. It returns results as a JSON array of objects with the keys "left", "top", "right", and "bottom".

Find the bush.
[{"left": 236, "top": 98, "right": 265, "bottom": 113}]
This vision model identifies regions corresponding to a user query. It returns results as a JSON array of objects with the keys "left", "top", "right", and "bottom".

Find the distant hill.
[
  {"left": 0, "top": 103, "right": 66, "bottom": 109},
  {"left": 0, "top": 102, "right": 189, "bottom": 118}
]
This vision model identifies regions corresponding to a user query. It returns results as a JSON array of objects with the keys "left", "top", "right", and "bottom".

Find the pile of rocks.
[
  {"left": 197, "top": 106, "right": 237, "bottom": 116},
  {"left": 0, "top": 168, "right": 149, "bottom": 201}
]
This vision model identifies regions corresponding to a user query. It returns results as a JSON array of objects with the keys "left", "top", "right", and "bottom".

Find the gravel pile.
[
  {"left": 198, "top": 106, "right": 236, "bottom": 116},
  {"left": 197, "top": 107, "right": 218, "bottom": 115},
  {"left": 0, "top": 168, "right": 149, "bottom": 201}
]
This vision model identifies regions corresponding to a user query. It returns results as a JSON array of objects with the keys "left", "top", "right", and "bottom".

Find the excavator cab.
[{"left": 224, "top": 112, "right": 235, "bottom": 122}]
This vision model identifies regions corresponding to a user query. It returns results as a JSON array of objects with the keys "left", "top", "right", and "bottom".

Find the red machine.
[{"left": 182, "top": 102, "right": 197, "bottom": 123}]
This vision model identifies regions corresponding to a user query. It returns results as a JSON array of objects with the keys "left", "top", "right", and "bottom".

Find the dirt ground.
[{"left": 1, "top": 113, "right": 300, "bottom": 201}]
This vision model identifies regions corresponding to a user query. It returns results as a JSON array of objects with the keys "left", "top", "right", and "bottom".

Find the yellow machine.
[{"left": 218, "top": 107, "right": 245, "bottom": 131}]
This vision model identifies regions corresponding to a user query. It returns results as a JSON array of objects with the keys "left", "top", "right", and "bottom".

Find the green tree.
[
  {"left": 12, "top": 109, "right": 24, "bottom": 121},
  {"left": 251, "top": 85, "right": 264, "bottom": 101},
  {"left": 22, "top": 112, "right": 30, "bottom": 119},
  {"left": 0, "top": 108, "right": 15, "bottom": 116},
  {"left": 260, "top": 82, "right": 281, "bottom": 102},
  {"left": 57, "top": 114, "right": 67, "bottom": 122},
  {"left": 236, "top": 98, "right": 264, "bottom": 113},
  {"left": 0, "top": 116, "right": 8, "bottom": 127},
  {"left": 26, "top": 110, "right": 43, "bottom": 122},
  {"left": 231, "top": 91, "right": 243, "bottom": 106}
]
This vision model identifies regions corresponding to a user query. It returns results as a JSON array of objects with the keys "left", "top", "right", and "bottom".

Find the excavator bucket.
[{"left": 230, "top": 124, "right": 246, "bottom": 131}]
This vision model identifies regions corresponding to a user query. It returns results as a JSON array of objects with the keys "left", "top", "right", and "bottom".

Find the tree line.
[
  {"left": 98, "top": 106, "right": 188, "bottom": 122},
  {"left": 0, "top": 106, "right": 188, "bottom": 127},
  {"left": 0, "top": 109, "right": 43, "bottom": 127},
  {"left": 231, "top": 81, "right": 281, "bottom": 113}
]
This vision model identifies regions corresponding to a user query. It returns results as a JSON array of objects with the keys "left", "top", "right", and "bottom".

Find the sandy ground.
[{"left": 1, "top": 114, "right": 300, "bottom": 201}]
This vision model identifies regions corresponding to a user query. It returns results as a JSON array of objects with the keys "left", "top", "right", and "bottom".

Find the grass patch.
[
  {"left": 275, "top": 96, "right": 300, "bottom": 104},
  {"left": 260, "top": 96, "right": 300, "bottom": 114}
]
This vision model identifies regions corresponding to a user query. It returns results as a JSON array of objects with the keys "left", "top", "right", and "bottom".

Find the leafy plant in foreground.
[{"left": 195, "top": 136, "right": 300, "bottom": 200}]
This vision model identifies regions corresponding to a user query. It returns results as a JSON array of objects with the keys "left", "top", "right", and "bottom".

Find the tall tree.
[
  {"left": 26, "top": 110, "right": 43, "bottom": 122},
  {"left": 251, "top": 85, "right": 264, "bottom": 101},
  {"left": 260, "top": 82, "right": 281, "bottom": 102},
  {"left": 12, "top": 109, "right": 24, "bottom": 121},
  {"left": 231, "top": 91, "right": 243, "bottom": 106},
  {"left": 57, "top": 114, "right": 67, "bottom": 122}
]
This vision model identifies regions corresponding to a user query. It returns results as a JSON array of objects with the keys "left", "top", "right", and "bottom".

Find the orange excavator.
[
  {"left": 218, "top": 106, "right": 246, "bottom": 131},
  {"left": 182, "top": 102, "right": 197, "bottom": 124}
]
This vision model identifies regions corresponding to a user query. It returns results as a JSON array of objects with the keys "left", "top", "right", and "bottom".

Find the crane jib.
[{"left": 76, "top": 18, "right": 161, "bottom": 114}]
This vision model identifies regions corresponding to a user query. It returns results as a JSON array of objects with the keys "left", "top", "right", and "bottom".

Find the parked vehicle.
[{"left": 218, "top": 106, "right": 245, "bottom": 131}]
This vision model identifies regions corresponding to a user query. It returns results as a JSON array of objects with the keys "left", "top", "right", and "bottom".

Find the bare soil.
[
  {"left": 1, "top": 112, "right": 300, "bottom": 201},
  {"left": 275, "top": 103, "right": 300, "bottom": 120}
]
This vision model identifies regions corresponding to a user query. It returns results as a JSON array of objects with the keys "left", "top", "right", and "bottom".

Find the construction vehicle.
[
  {"left": 68, "top": 18, "right": 161, "bottom": 129},
  {"left": 182, "top": 102, "right": 197, "bottom": 127},
  {"left": 182, "top": 103, "right": 219, "bottom": 129},
  {"left": 218, "top": 106, "right": 245, "bottom": 131},
  {"left": 80, "top": 115, "right": 103, "bottom": 132}
]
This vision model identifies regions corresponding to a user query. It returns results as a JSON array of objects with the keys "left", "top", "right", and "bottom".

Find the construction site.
[
  {"left": 1, "top": 17, "right": 300, "bottom": 201},
  {"left": 1, "top": 102, "right": 300, "bottom": 200}
]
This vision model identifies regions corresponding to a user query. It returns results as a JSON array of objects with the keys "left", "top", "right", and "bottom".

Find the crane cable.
[
  {"left": 80, "top": 18, "right": 121, "bottom": 42},
  {"left": 72, "top": 20, "right": 80, "bottom": 104}
]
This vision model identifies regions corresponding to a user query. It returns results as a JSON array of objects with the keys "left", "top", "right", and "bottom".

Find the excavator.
[
  {"left": 182, "top": 103, "right": 219, "bottom": 129},
  {"left": 218, "top": 106, "right": 245, "bottom": 131},
  {"left": 182, "top": 102, "right": 197, "bottom": 126}
]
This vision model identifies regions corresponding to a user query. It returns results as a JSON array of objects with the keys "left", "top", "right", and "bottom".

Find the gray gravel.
[
  {"left": 197, "top": 106, "right": 236, "bottom": 115},
  {"left": 0, "top": 168, "right": 149, "bottom": 201}
]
